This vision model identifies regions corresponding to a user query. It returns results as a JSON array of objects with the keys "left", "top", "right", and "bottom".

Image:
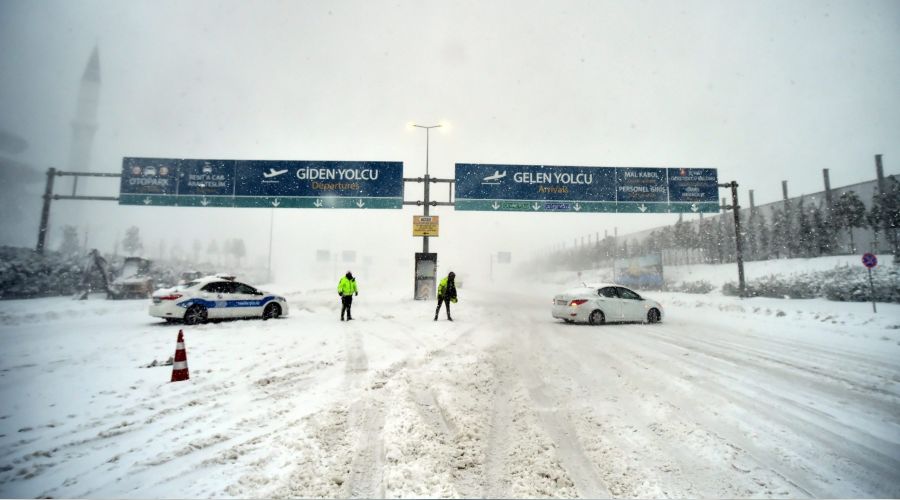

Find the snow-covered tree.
[
  {"left": 832, "top": 191, "right": 867, "bottom": 253},
  {"left": 192, "top": 239, "right": 203, "bottom": 263},
  {"left": 743, "top": 211, "right": 761, "bottom": 261},
  {"left": 169, "top": 241, "right": 186, "bottom": 263},
  {"left": 122, "top": 226, "right": 143, "bottom": 256},
  {"left": 697, "top": 219, "right": 717, "bottom": 263},
  {"left": 207, "top": 239, "right": 220, "bottom": 265},
  {"left": 58, "top": 225, "right": 80, "bottom": 257},
  {"left": 225, "top": 238, "right": 247, "bottom": 266},
  {"left": 812, "top": 204, "right": 836, "bottom": 256},
  {"left": 794, "top": 197, "right": 812, "bottom": 257},
  {"left": 868, "top": 178, "right": 900, "bottom": 258},
  {"left": 673, "top": 216, "right": 695, "bottom": 251},
  {"left": 889, "top": 179, "right": 900, "bottom": 259},
  {"left": 756, "top": 214, "right": 771, "bottom": 261},
  {"left": 770, "top": 208, "right": 791, "bottom": 258}
]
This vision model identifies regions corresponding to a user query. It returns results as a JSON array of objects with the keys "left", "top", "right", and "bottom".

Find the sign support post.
[
  {"left": 36, "top": 167, "right": 56, "bottom": 254},
  {"left": 36, "top": 168, "right": 122, "bottom": 254},
  {"left": 720, "top": 181, "right": 747, "bottom": 298},
  {"left": 868, "top": 268, "right": 876, "bottom": 313},
  {"left": 862, "top": 253, "right": 878, "bottom": 313}
]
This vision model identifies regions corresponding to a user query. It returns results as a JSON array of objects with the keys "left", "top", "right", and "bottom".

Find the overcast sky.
[{"left": 1, "top": 0, "right": 899, "bottom": 282}]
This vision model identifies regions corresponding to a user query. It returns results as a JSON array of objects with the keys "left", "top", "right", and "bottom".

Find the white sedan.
[
  {"left": 149, "top": 275, "right": 289, "bottom": 324},
  {"left": 552, "top": 283, "right": 663, "bottom": 325}
]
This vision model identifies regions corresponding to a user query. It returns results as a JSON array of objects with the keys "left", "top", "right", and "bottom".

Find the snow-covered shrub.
[
  {"left": 665, "top": 280, "right": 714, "bottom": 294},
  {"left": 724, "top": 265, "right": 900, "bottom": 303},
  {"left": 736, "top": 273, "right": 821, "bottom": 299},
  {"left": 821, "top": 266, "right": 900, "bottom": 303},
  {"left": 0, "top": 246, "right": 83, "bottom": 299}
]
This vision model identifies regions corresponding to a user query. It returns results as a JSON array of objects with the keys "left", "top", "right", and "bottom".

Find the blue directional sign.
[
  {"left": 119, "top": 158, "right": 404, "bottom": 209},
  {"left": 454, "top": 163, "right": 719, "bottom": 213},
  {"left": 667, "top": 168, "right": 719, "bottom": 213}
]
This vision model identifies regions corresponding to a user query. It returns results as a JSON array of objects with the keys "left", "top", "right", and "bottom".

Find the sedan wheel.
[
  {"left": 263, "top": 303, "right": 281, "bottom": 320},
  {"left": 647, "top": 308, "right": 661, "bottom": 324},
  {"left": 588, "top": 310, "right": 605, "bottom": 325},
  {"left": 184, "top": 305, "right": 208, "bottom": 325}
]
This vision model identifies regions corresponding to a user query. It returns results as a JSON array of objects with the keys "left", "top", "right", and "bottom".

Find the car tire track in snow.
[
  {"left": 554, "top": 317, "right": 898, "bottom": 498},
  {"left": 480, "top": 352, "right": 515, "bottom": 499},
  {"left": 340, "top": 328, "right": 388, "bottom": 499},
  {"left": 623, "top": 323, "right": 899, "bottom": 497},
  {"left": 509, "top": 322, "right": 614, "bottom": 499},
  {"left": 346, "top": 398, "right": 386, "bottom": 499},
  {"left": 515, "top": 332, "right": 692, "bottom": 497}
]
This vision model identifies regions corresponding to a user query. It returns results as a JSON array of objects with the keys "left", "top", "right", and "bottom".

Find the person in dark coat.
[
  {"left": 337, "top": 271, "right": 358, "bottom": 321},
  {"left": 434, "top": 271, "right": 457, "bottom": 321}
]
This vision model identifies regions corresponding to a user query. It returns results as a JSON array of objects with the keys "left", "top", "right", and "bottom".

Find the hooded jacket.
[
  {"left": 438, "top": 275, "right": 457, "bottom": 301},
  {"left": 338, "top": 274, "right": 358, "bottom": 296}
]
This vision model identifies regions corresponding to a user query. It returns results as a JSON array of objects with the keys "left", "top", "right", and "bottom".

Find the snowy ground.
[{"left": 1, "top": 279, "right": 899, "bottom": 498}]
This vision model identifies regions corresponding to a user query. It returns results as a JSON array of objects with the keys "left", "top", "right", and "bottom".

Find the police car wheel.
[
  {"left": 647, "top": 308, "right": 661, "bottom": 324},
  {"left": 184, "top": 305, "right": 207, "bottom": 325},
  {"left": 263, "top": 303, "right": 281, "bottom": 320}
]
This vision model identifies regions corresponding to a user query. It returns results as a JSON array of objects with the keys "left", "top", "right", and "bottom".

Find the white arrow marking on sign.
[
  {"left": 314, "top": 199, "right": 323, "bottom": 208},
  {"left": 143, "top": 197, "right": 151, "bottom": 205},
  {"left": 491, "top": 201, "right": 501, "bottom": 210},
  {"left": 532, "top": 202, "right": 541, "bottom": 211},
  {"left": 574, "top": 203, "right": 582, "bottom": 212},
  {"left": 200, "top": 197, "right": 210, "bottom": 207},
  {"left": 690, "top": 203, "right": 699, "bottom": 212},
  {"left": 356, "top": 199, "right": 365, "bottom": 208},
  {"left": 638, "top": 204, "right": 648, "bottom": 212},
  {"left": 272, "top": 198, "right": 281, "bottom": 207}
]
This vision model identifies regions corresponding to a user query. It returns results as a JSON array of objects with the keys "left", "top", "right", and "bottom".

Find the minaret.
[{"left": 68, "top": 46, "right": 100, "bottom": 195}]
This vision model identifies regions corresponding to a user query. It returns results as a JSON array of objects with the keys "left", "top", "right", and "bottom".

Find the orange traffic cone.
[{"left": 171, "top": 329, "right": 190, "bottom": 382}]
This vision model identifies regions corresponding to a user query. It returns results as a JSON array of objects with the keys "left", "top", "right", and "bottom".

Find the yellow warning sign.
[{"left": 413, "top": 215, "right": 439, "bottom": 237}]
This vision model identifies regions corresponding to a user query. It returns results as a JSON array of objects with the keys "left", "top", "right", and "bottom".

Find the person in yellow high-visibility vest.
[
  {"left": 434, "top": 271, "right": 457, "bottom": 321},
  {"left": 337, "top": 271, "right": 358, "bottom": 321}
]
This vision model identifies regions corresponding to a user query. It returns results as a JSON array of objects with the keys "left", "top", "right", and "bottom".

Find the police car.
[{"left": 150, "top": 274, "right": 288, "bottom": 324}]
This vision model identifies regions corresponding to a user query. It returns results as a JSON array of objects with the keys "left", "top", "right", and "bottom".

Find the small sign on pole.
[
  {"left": 862, "top": 253, "right": 877, "bottom": 313},
  {"left": 413, "top": 215, "right": 439, "bottom": 237}
]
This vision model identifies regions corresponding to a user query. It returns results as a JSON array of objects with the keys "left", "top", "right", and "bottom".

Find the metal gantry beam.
[{"left": 36, "top": 168, "right": 124, "bottom": 254}]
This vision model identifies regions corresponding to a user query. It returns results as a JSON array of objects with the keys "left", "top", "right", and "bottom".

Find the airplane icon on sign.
[
  {"left": 481, "top": 170, "right": 507, "bottom": 185},
  {"left": 263, "top": 168, "right": 288, "bottom": 179}
]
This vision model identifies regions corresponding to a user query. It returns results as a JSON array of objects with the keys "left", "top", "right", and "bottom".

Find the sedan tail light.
[
  {"left": 569, "top": 299, "right": 588, "bottom": 306},
  {"left": 156, "top": 293, "right": 183, "bottom": 301}
]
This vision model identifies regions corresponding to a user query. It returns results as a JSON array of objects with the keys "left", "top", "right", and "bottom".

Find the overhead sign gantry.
[
  {"left": 119, "top": 158, "right": 404, "bottom": 209},
  {"left": 454, "top": 164, "right": 719, "bottom": 213}
]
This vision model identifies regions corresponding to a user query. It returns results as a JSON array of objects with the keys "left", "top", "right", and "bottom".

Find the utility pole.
[
  {"left": 406, "top": 124, "right": 453, "bottom": 300},
  {"left": 413, "top": 124, "right": 441, "bottom": 254}
]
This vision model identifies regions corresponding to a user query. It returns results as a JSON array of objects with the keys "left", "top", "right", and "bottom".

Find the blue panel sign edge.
[
  {"left": 119, "top": 157, "right": 405, "bottom": 209},
  {"left": 454, "top": 163, "right": 719, "bottom": 212}
]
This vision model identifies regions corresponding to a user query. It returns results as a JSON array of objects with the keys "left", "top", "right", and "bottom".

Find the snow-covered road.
[{"left": 1, "top": 285, "right": 898, "bottom": 498}]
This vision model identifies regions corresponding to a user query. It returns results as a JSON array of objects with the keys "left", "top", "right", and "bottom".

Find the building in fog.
[{"left": 67, "top": 46, "right": 101, "bottom": 196}]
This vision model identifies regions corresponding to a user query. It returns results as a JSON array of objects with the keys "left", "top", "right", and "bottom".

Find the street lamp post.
[{"left": 413, "top": 124, "right": 441, "bottom": 253}]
